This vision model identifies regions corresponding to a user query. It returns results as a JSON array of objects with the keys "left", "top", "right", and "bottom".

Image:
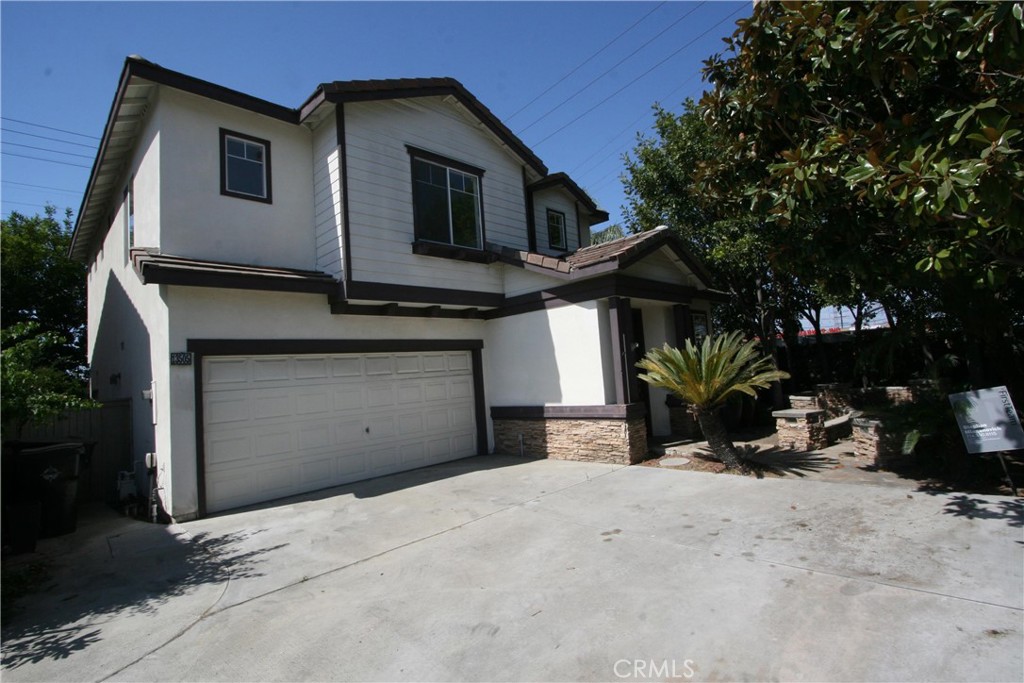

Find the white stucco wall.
[
  {"left": 155, "top": 88, "right": 315, "bottom": 270},
  {"left": 85, "top": 110, "right": 171, "bottom": 504},
  {"left": 484, "top": 301, "right": 609, "bottom": 408}
]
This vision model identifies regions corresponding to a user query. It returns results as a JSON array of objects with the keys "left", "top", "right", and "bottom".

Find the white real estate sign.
[{"left": 948, "top": 386, "right": 1024, "bottom": 454}]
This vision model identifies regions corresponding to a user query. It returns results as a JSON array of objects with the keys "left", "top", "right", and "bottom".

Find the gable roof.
[
  {"left": 303, "top": 78, "right": 548, "bottom": 178},
  {"left": 528, "top": 172, "right": 609, "bottom": 221},
  {"left": 490, "top": 226, "right": 718, "bottom": 290}
]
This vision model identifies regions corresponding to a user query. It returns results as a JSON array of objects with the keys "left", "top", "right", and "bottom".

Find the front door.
[{"left": 631, "top": 309, "right": 653, "bottom": 436}]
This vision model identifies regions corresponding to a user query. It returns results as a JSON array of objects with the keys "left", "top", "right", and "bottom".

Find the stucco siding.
[
  {"left": 155, "top": 88, "right": 315, "bottom": 270},
  {"left": 484, "top": 302, "right": 609, "bottom": 408},
  {"left": 343, "top": 98, "right": 528, "bottom": 292}
]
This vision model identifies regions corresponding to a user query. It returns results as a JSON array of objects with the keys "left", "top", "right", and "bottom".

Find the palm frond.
[{"left": 636, "top": 331, "right": 790, "bottom": 410}]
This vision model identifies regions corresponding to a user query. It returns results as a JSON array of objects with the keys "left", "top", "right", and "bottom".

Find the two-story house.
[{"left": 70, "top": 56, "right": 724, "bottom": 520}]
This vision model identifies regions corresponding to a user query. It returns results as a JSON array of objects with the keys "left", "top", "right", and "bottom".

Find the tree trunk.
[{"left": 693, "top": 406, "right": 744, "bottom": 470}]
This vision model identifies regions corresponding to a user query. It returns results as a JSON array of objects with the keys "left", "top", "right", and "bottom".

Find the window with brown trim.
[
  {"left": 546, "top": 209, "right": 566, "bottom": 250},
  {"left": 409, "top": 148, "right": 484, "bottom": 250},
  {"left": 220, "top": 128, "right": 272, "bottom": 203}
]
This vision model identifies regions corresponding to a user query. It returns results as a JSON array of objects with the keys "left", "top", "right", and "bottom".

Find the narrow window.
[
  {"left": 410, "top": 151, "right": 483, "bottom": 249},
  {"left": 546, "top": 209, "right": 566, "bottom": 250},
  {"left": 220, "top": 129, "right": 272, "bottom": 202},
  {"left": 124, "top": 179, "right": 135, "bottom": 248}
]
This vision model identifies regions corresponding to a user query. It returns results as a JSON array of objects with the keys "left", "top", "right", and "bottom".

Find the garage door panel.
[
  {"left": 255, "top": 431, "right": 293, "bottom": 458},
  {"left": 203, "top": 350, "right": 479, "bottom": 513},
  {"left": 206, "top": 396, "right": 250, "bottom": 426},
  {"left": 298, "top": 422, "right": 331, "bottom": 450},
  {"left": 294, "top": 357, "right": 329, "bottom": 379},
  {"left": 331, "top": 357, "right": 362, "bottom": 377},
  {"left": 334, "top": 388, "right": 364, "bottom": 412},
  {"left": 252, "top": 357, "right": 290, "bottom": 382},
  {"left": 254, "top": 393, "right": 293, "bottom": 420},
  {"left": 365, "top": 356, "right": 393, "bottom": 375},
  {"left": 206, "top": 434, "right": 252, "bottom": 467}
]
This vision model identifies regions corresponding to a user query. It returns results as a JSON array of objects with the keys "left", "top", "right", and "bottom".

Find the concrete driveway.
[{"left": 3, "top": 455, "right": 1022, "bottom": 682}]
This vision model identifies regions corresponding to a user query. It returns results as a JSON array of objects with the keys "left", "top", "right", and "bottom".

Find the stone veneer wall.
[
  {"left": 816, "top": 382, "right": 938, "bottom": 417},
  {"left": 852, "top": 417, "right": 905, "bottom": 466},
  {"left": 774, "top": 409, "right": 828, "bottom": 451},
  {"left": 492, "top": 409, "right": 648, "bottom": 465}
]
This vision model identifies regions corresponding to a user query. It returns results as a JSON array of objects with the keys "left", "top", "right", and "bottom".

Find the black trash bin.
[{"left": 16, "top": 442, "right": 85, "bottom": 538}]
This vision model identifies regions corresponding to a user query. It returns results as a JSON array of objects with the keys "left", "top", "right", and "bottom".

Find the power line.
[
  {"left": 531, "top": 3, "right": 745, "bottom": 147},
  {"left": 3, "top": 141, "right": 96, "bottom": 159},
  {"left": 516, "top": 2, "right": 706, "bottom": 136},
  {"left": 570, "top": 71, "right": 703, "bottom": 178},
  {"left": 1, "top": 127, "right": 97, "bottom": 149},
  {"left": 2, "top": 180, "right": 82, "bottom": 194},
  {"left": 1, "top": 151, "right": 92, "bottom": 169},
  {"left": 506, "top": 2, "right": 666, "bottom": 122},
  {"left": 0, "top": 116, "right": 101, "bottom": 140}
]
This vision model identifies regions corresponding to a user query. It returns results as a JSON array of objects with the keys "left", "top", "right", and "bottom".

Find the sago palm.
[{"left": 636, "top": 331, "right": 790, "bottom": 469}]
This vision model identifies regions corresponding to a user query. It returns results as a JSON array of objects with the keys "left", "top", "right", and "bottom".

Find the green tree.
[
  {"left": 636, "top": 332, "right": 790, "bottom": 469},
  {"left": 590, "top": 223, "right": 625, "bottom": 245},
  {"left": 1, "top": 206, "right": 93, "bottom": 439},
  {"left": 698, "top": 0, "right": 1024, "bottom": 388},
  {"left": 1, "top": 206, "right": 87, "bottom": 373}
]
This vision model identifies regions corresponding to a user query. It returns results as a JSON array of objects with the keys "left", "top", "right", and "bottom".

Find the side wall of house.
[
  {"left": 342, "top": 97, "right": 527, "bottom": 292},
  {"left": 86, "top": 98, "right": 170, "bottom": 504},
  {"left": 155, "top": 88, "right": 315, "bottom": 270}
]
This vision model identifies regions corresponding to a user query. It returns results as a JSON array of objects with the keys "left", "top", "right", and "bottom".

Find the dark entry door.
[{"left": 631, "top": 308, "right": 653, "bottom": 436}]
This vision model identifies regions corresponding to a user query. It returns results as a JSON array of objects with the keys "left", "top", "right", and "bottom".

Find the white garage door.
[{"left": 202, "top": 350, "right": 477, "bottom": 513}]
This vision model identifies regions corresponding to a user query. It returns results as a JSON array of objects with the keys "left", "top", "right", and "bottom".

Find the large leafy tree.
[
  {"left": 698, "top": 0, "right": 1024, "bottom": 389},
  {"left": 1, "top": 207, "right": 93, "bottom": 438},
  {"left": 637, "top": 332, "right": 790, "bottom": 469}
]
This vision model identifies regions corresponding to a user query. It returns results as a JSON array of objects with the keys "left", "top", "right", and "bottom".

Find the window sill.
[{"left": 412, "top": 240, "right": 497, "bottom": 264}]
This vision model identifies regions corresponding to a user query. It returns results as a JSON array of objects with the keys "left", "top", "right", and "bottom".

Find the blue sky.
[{"left": 0, "top": 0, "right": 748, "bottom": 230}]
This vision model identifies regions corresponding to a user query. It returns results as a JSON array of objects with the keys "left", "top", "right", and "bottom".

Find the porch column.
[{"left": 608, "top": 296, "right": 638, "bottom": 404}]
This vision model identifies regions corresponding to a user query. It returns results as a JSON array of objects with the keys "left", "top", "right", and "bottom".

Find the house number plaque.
[{"left": 170, "top": 352, "right": 193, "bottom": 366}]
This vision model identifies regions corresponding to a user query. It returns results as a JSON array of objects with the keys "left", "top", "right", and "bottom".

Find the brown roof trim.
[
  {"left": 131, "top": 249, "right": 337, "bottom": 295},
  {"left": 528, "top": 172, "right": 610, "bottom": 223},
  {"left": 317, "top": 77, "right": 548, "bottom": 177},
  {"left": 126, "top": 57, "right": 298, "bottom": 123}
]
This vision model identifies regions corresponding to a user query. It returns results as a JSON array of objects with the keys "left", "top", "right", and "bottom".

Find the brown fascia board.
[
  {"left": 315, "top": 77, "right": 549, "bottom": 177},
  {"left": 528, "top": 172, "right": 609, "bottom": 223}
]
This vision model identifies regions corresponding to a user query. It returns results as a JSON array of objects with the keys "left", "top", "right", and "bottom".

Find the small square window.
[
  {"left": 546, "top": 209, "right": 566, "bottom": 250},
  {"left": 220, "top": 129, "right": 272, "bottom": 203}
]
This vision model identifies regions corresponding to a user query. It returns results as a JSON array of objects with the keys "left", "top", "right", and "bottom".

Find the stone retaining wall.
[
  {"left": 773, "top": 408, "right": 828, "bottom": 451},
  {"left": 852, "top": 417, "right": 905, "bottom": 467},
  {"left": 492, "top": 406, "right": 648, "bottom": 465}
]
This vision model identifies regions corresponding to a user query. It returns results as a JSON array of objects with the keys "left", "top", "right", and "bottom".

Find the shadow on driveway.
[{"left": 1, "top": 512, "right": 285, "bottom": 670}]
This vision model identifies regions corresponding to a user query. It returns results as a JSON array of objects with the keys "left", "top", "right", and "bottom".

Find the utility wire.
[
  {"left": 1, "top": 151, "right": 92, "bottom": 169},
  {"left": 0, "top": 116, "right": 101, "bottom": 140},
  {"left": 3, "top": 141, "right": 96, "bottom": 159},
  {"left": 1, "top": 127, "right": 97, "bottom": 149},
  {"left": 570, "top": 71, "right": 703, "bottom": 177},
  {"left": 531, "top": 3, "right": 745, "bottom": 148},
  {"left": 1, "top": 180, "right": 81, "bottom": 193},
  {"left": 506, "top": 2, "right": 666, "bottom": 122},
  {"left": 516, "top": 1, "right": 706, "bottom": 136}
]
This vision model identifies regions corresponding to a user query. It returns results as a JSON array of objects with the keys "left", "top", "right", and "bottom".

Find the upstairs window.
[
  {"left": 409, "top": 148, "right": 483, "bottom": 250},
  {"left": 546, "top": 209, "right": 566, "bottom": 250},
  {"left": 220, "top": 129, "right": 272, "bottom": 203}
]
